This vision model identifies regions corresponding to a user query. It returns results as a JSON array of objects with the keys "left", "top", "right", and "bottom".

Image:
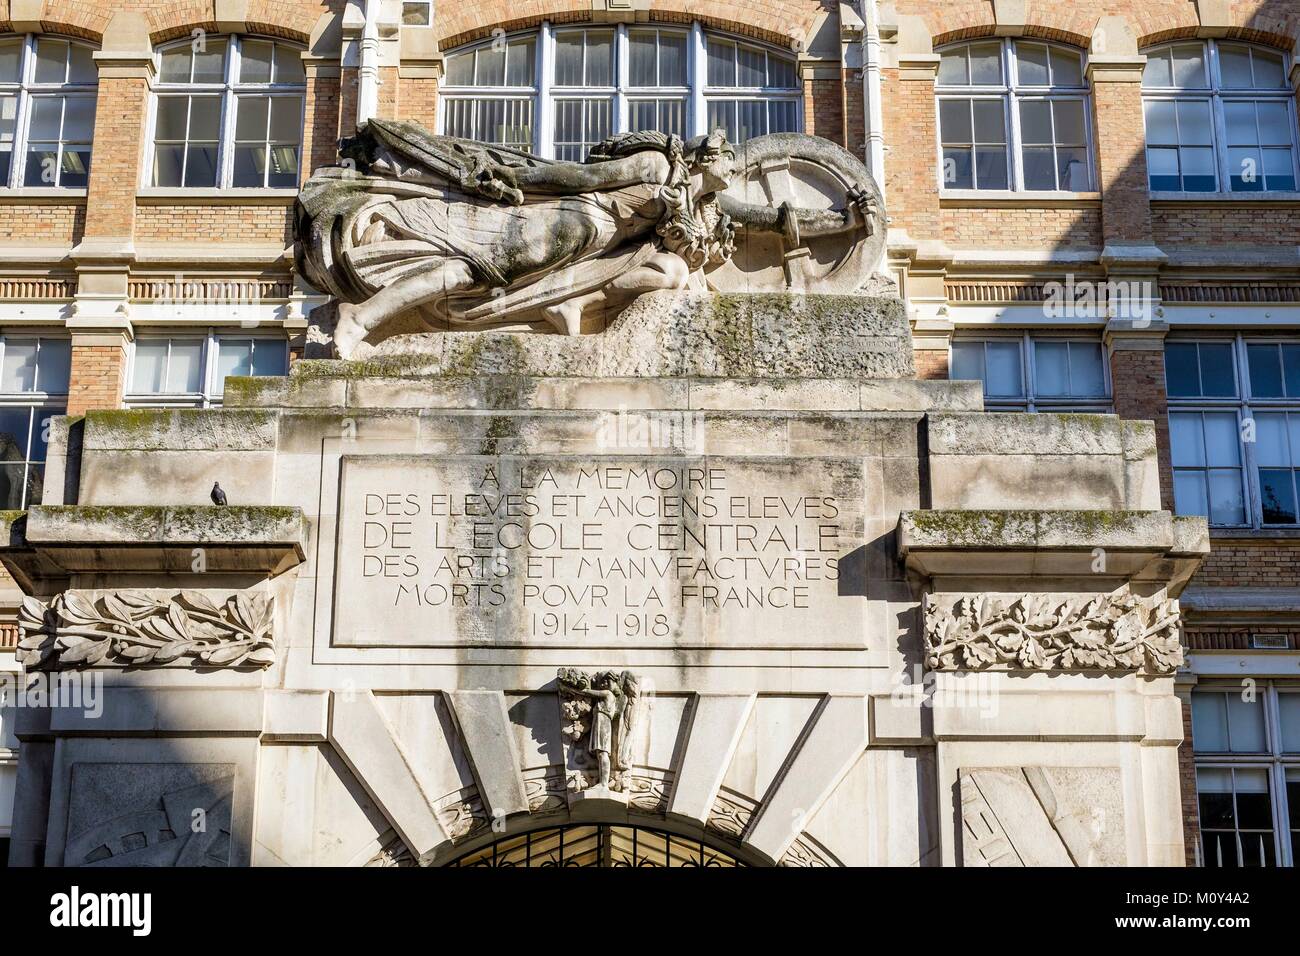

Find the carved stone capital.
[
  {"left": 17, "top": 589, "right": 276, "bottom": 670},
  {"left": 923, "top": 591, "right": 1183, "bottom": 675}
]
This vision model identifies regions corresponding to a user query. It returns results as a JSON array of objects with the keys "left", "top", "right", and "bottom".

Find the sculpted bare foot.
[
  {"left": 333, "top": 303, "right": 367, "bottom": 359},
  {"left": 541, "top": 300, "right": 584, "bottom": 336}
]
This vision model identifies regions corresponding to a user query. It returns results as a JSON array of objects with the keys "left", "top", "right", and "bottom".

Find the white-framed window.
[
  {"left": 401, "top": 1, "right": 433, "bottom": 27},
  {"left": 0, "top": 34, "right": 97, "bottom": 188},
  {"left": 1167, "top": 336, "right": 1300, "bottom": 528},
  {"left": 935, "top": 38, "right": 1094, "bottom": 192},
  {"left": 1142, "top": 40, "right": 1298, "bottom": 193},
  {"left": 125, "top": 332, "right": 288, "bottom": 407},
  {"left": 950, "top": 333, "right": 1111, "bottom": 411},
  {"left": 0, "top": 335, "right": 69, "bottom": 509},
  {"left": 439, "top": 23, "right": 800, "bottom": 158},
  {"left": 149, "top": 35, "right": 305, "bottom": 188},
  {"left": 1192, "top": 683, "right": 1300, "bottom": 867}
]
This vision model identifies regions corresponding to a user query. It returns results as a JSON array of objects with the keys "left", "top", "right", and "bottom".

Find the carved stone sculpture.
[
  {"left": 295, "top": 120, "right": 883, "bottom": 357},
  {"left": 16, "top": 590, "right": 275, "bottom": 669},
  {"left": 959, "top": 767, "right": 1125, "bottom": 867},
  {"left": 556, "top": 667, "right": 642, "bottom": 792},
  {"left": 923, "top": 591, "right": 1183, "bottom": 675}
]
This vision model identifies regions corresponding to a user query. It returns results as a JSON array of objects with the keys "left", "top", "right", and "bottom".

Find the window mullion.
[
  {"left": 615, "top": 23, "right": 628, "bottom": 135},
  {"left": 537, "top": 21, "right": 555, "bottom": 159},
  {"left": 689, "top": 22, "right": 707, "bottom": 138}
]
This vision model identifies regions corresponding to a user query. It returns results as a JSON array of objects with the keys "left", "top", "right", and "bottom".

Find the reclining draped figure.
[{"left": 296, "top": 119, "right": 881, "bottom": 358}]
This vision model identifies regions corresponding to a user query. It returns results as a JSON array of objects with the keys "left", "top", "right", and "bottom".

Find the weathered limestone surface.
[{"left": 0, "top": 292, "right": 1208, "bottom": 869}]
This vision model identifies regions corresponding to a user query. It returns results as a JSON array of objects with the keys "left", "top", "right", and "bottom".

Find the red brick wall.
[
  {"left": 1108, "top": 346, "right": 1174, "bottom": 509},
  {"left": 66, "top": 344, "right": 126, "bottom": 416}
]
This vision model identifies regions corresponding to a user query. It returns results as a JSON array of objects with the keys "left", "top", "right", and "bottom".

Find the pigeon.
[{"left": 210, "top": 482, "right": 228, "bottom": 506}]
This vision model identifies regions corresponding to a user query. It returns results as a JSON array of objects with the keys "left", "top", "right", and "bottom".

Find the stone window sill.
[
  {"left": 1150, "top": 191, "right": 1300, "bottom": 203},
  {"left": 136, "top": 187, "right": 299, "bottom": 204},
  {"left": 1208, "top": 527, "right": 1300, "bottom": 541},
  {"left": 0, "top": 187, "right": 87, "bottom": 201},
  {"left": 940, "top": 190, "right": 1102, "bottom": 207}
]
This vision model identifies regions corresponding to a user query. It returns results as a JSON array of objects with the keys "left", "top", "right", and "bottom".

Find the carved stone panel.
[
  {"left": 18, "top": 590, "right": 275, "bottom": 670},
  {"left": 924, "top": 592, "right": 1183, "bottom": 675},
  {"left": 958, "top": 767, "right": 1125, "bottom": 867},
  {"left": 63, "top": 763, "right": 236, "bottom": 867}
]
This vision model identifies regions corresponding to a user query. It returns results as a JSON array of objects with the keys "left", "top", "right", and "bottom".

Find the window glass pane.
[
  {"left": 939, "top": 100, "right": 972, "bottom": 143},
  {"left": 216, "top": 340, "right": 253, "bottom": 390},
  {"left": 737, "top": 45, "right": 764, "bottom": 88},
  {"left": 475, "top": 44, "right": 505, "bottom": 86},
  {"left": 1018, "top": 100, "right": 1052, "bottom": 144},
  {"left": 1174, "top": 470, "right": 1209, "bottom": 517},
  {"left": 235, "top": 96, "right": 268, "bottom": 141},
  {"left": 735, "top": 100, "right": 765, "bottom": 142},
  {"left": 152, "top": 144, "right": 184, "bottom": 187},
  {"left": 273, "top": 44, "right": 305, "bottom": 84},
  {"left": 1181, "top": 146, "right": 1217, "bottom": 191},
  {"left": 1208, "top": 469, "right": 1246, "bottom": 525},
  {"left": 1147, "top": 146, "right": 1180, "bottom": 190},
  {"left": 1284, "top": 345, "right": 1300, "bottom": 399},
  {"left": 188, "top": 95, "right": 221, "bottom": 140},
  {"left": 1021, "top": 146, "right": 1055, "bottom": 190},
  {"left": 1251, "top": 49, "right": 1286, "bottom": 89},
  {"left": 29, "top": 407, "right": 59, "bottom": 462},
  {"left": 155, "top": 97, "right": 189, "bottom": 141},
  {"left": 33, "top": 38, "right": 67, "bottom": 84},
  {"left": 1258, "top": 468, "right": 1297, "bottom": 524},
  {"left": 1059, "top": 147, "right": 1089, "bottom": 191},
  {"left": 1165, "top": 342, "right": 1200, "bottom": 395},
  {"left": 1192, "top": 692, "right": 1229, "bottom": 751},
  {"left": 1053, "top": 100, "right": 1085, "bottom": 143},
  {"left": 184, "top": 144, "right": 218, "bottom": 186},
  {"left": 1255, "top": 412, "right": 1290, "bottom": 466},
  {"left": 1171, "top": 44, "right": 1206, "bottom": 87},
  {"left": 1199, "top": 343, "right": 1237, "bottom": 396},
  {"left": 1249, "top": 345, "right": 1285, "bottom": 396},
  {"left": 445, "top": 52, "right": 472, "bottom": 86},
  {"left": 1, "top": 340, "right": 36, "bottom": 392},
  {"left": 1170, "top": 412, "right": 1206, "bottom": 466},
  {"left": 251, "top": 340, "right": 287, "bottom": 377},
  {"left": 1224, "top": 102, "right": 1259, "bottom": 146},
  {"left": 1228, "top": 146, "right": 1262, "bottom": 191},
  {"left": 707, "top": 40, "right": 734, "bottom": 87},
  {"left": 1219, "top": 45, "right": 1254, "bottom": 87},
  {"left": 983, "top": 341, "right": 1022, "bottom": 396},
  {"left": 968, "top": 42, "right": 1001, "bottom": 84},
  {"left": 1144, "top": 100, "right": 1177, "bottom": 144},
  {"left": 1262, "top": 148, "right": 1295, "bottom": 190},
  {"left": 35, "top": 339, "right": 70, "bottom": 394},
  {"left": 1176, "top": 100, "right": 1213, "bottom": 144},
  {"left": 555, "top": 33, "right": 583, "bottom": 86},
  {"left": 1017, "top": 44, "right": 1049, "bottom": 86},
  {"left": 0, "top": 463, "right": 27, "bottom": 510},
  {"left": 192, "top": 38, "right": 227, "bottom": 84},
  {"left": 950, "top": 341, "right": 983, "bottom": 384},
  {"left": 768, "top": 99, "right": 798, "bottom": 134},
  {"left": 131, "top": 341, "right": 168, "bottom": 393},
  {"left": 1049, "top": 48, "right": 1083, "bottom": 87},
  {"left": 768, "top": 54, "right": 796, "bottom": 89},
  {"left": 1069, "top": 342, "right": 1105, "bottom": 395},
  {"left": 973, "top": 146, "right": 1008, "bottom": 189},
  {"left": 585, "top": 31, "right": 613, "bottom": 87},
  {"left": 629, "top": 31, "right": 656, "bottom": 86},
  {"left": 0, "top": 38, "right": 22, "bottom": 83},
  {"left": 1143, "top": 49, "right": 1172, "bottom": 88},
  {"left": 0, "top": 407, "right": 30, "bottom": 461},
  {"left": 660, "top": 34, "right": 687, "bottom": 87},
  {"left": 971, "top": 100, "right": 1005, "bottom": 142},
  {"left": 270, "top": 96, "right": 301, "bottom": 142},
  {"left": 1226, "top": 694, "right": 1267, "bottom": 751},
  {"left": 62, "top": 96, "right": 94, "bottom": 140},
  {"left": 68, "top": 44, "right": 95, "bottom": 84},
  {"left": 23, "top": 146, "right": 56, "bottom": 187},
  {"left": 159, "top": 46, "right": 193, "bottom": 83},
  {"left": 166, "top": 340, "right": 203, "bottom": 393},
  {"left": 231, "top": 145, "right": 264, "bottom": 187},
  {"left": 1033, "top": 341, "right": 1069, "bottom": 396},
  {"left": 941, "top": 147, "right": 972, "bottom": 189},
  {"left": 27, "top": 97, "right": 61, "bottom": 141},
  {"left": 1279, "top": 693, "right": 1300, "bottom": 751},
  {"left": 1203, "top": 412, "right": 1241, "bottom": 465},
  {"left": 240, "top": 39, "right": 274, "bottom": 83},
  {"left": 706, "top": 100, "right": 735, "bottom": 141},
  {"left": 937, "top": 50, "right": 967, "bottom": 85}
]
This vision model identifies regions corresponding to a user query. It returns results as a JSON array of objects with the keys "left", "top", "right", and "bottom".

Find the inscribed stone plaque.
[{"left": 331, "top": 455, "right": 867, "bottom": 648}]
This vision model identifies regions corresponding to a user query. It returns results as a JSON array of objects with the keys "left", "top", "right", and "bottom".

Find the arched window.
[
  {"left": 440, "top": 23, "right": 801, "bottom": 158},
  {"left": 1142, "top": 40, "right": 1297, "bottom": 193},
  {"left": 935, "top": 38, "right": 1093, "bottom": 192},
  {"left": 0, "top": 35, "right": 97, "bottom": 188},
  {"left": 149, "top": 35, "right": 305, "bottom": 188},
  {"left": 444, "top": 824, "right": 752, "bottom": 867}
]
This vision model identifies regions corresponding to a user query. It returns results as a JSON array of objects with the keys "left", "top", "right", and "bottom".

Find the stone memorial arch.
[{"left": 2, "top": 122, "right": 1204, "bottom": 868}]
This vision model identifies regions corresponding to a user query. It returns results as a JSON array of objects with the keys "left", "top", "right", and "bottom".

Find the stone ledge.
[
  {"left": 897, "top": 509, "right": 1209, "bottom": 582},
  {"left": 82, "top": 408, "right": 279, "bottom": 451},
  {"left": 0, "top": 506, "right": 307, "bottom": 580}
]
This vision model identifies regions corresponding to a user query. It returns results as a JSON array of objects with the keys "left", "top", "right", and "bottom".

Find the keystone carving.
[
  {"left": 557, "top": 667, "right": 643, "bottom": 792},
  {"left": 17, "top": 590, "right": 275, "bottom": 669}
]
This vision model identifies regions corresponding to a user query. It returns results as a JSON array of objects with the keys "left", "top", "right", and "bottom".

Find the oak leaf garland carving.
[
  {"left": 923, "top": 592, "right": 1183, "bottom": 675},
  {"left": 16, "top": 590, "right": 275, "bottom": 669}
]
